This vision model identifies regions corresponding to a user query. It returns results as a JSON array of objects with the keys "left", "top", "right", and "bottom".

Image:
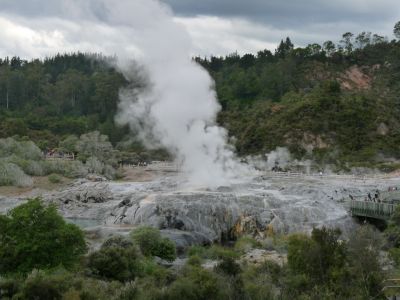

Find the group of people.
[
  {"left": 364, "top": 190, "right": 381, "bottom": 202},
  {"left": 348, "top": 190, "right": 382, "bottom": 202}
]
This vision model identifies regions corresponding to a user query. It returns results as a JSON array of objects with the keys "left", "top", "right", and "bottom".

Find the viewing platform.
[
  {"left": 349, "top": 190, "right": 400, "bottom": 221},
  {"left": 350, "top": 200, "right": 395, "bottom": 221}
]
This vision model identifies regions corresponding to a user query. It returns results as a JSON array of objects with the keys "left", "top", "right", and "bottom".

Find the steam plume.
[
  {"left": 0, "top": 0, "right": 248, "bottom": 187},
  {"left": 109, "top": 0, "right": 247, "bottom": 187}
]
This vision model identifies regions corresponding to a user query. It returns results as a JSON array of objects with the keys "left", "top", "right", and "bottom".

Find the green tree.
[
  {"left": 340, "top": 32, "right": 354, "bottom": 53},
  {"left": 87, "top": 241, "right": 141, "bottom": 282},
  {"left": 347, "top": 226, "right": 384, "bottom": 299},
  {"left": 0, "top": 198, "right": 87, "bottom": 274},
  {"left": 130, "top": 226, "right": 176, "bottom": 261},
  {"left": 287, "top": 227, "right": 347, "bottom": 288},
  {"left": 76, "top": 131, "right": 115, "bottom": 164},
  {"left": 323, "top": 41, "right": 336, "bottom": 56},
  {"left": 394, "top": 21, "right": 400, "bottom": 39},
  {"left": 275, "top": 37, "right": 294, "bottom": 58}
]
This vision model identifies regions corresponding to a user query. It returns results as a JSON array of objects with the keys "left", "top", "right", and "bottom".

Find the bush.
[
  {"left": 48, "top": 173, "right": 63, "bottom": 184},
  {"left": 187, "top": 255, "right": 202, "bottom": 266},
  {"left": 234, "top": 236, "right": 261, "bottom": 254},
  {"left": 6, "top": 155, "right": 45, "bottom": 176},
  {"left": 0, "top": 276, "right": 21, "bottom": 299},
  {"left": 0, "top": 137, "right": 42, "bottom": 161},
  {"left": 0, "top": 161, "right": 33, "bottom": 187},
  {"left": 87, "top": 246, "right": 140, "bottom": 282},
  {"left": 113, "top": 281, "right": 139, "bottom": 300},
  {"left": 130, "top": 226, "right": 176, "bottom": 262},
  {"left": 76, "top": 131, "right": 117, "bottom": 165},
  {"left": 13, "top": 269, "right": 73, "bottom": 300},
  {"left": 43, "top": 160, "right": 88, "bottom": 178},
  {"left": 164, "top": 266, "right": 230, "bottom": 300},
  {"left": 214, "top": 257, "right": 241, "bottom": 277},
  {"left": 102, "top": 236, "right": 133, "bottom": 249},
  {"left": 0, "top": 198, "right": 87, "bottom": 274},
  {"left": 86, "top": 156, "right": 104, "bottom": 174},
  {"left": 207, "top": 245, "right": 240, "bottom": 260}
]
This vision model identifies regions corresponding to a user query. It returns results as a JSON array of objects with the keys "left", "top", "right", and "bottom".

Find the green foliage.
[
  {"left": 87, "top": 244, "right": 141, "bottom": 282},
  {"left": 234, "top": 235, "right": 261, "bottom": 254},
  {"left": 48, "top": 173, "right": 63, "bottom": 184},
  {"left": 214, "top": 257, "right": 241, "bottom": 277},
  {"left": 76, "top": 131, "right": 116, "bottom": 163},
  {"left": 0, "top": 161, "right": 32, "bottom": 187},
  {"left": 13, "top": 269, "right": 73, "bottom": 300},
  {"left": 287, "top": 228, "right": 348, "bottom": 294},
  {"left": 394, "top": 21, "right": 400, "bottom": 39},
  {"left": 385, "top": 205, "right": 400, "bottom": 248},
  {"left": 347, "top": 226, "right": 384, "bottom": 299},
  {"left": 0, "top": 198, "right": 87, "bottom": 274},
  {"left": 130, "top": 226, "right": 176, "bottom": 262},
  {"left": 286, "top": 226, "right": 386, "bottom": 299},
  {"left": 163, "top": 266, "right": 230, "bottom": 300}
]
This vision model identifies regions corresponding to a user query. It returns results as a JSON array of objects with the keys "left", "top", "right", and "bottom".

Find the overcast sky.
[{"left": 0, "top": 0, "right": 399, "bottom": 58}]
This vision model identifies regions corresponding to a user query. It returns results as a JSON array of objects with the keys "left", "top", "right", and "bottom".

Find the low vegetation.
[{"left": 1, "top": 199, "right": 400, "bottom": 299}]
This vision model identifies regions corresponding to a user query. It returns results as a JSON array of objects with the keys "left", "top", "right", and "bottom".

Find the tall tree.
[{"left": 394, "top": 21, "right": 400, "bottom": 39}]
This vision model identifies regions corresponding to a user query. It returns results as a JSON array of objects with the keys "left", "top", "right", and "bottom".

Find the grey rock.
[{"left": 4, "top": 174, "right": 400, "bottom": 251}]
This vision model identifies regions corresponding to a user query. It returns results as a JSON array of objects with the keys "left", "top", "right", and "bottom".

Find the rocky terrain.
[{"left": 1, "top": 168, "right": 399, "bottom": 252}]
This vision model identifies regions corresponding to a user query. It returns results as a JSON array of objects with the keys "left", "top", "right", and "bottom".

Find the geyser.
[
  {"left": 112, "top": 1, "right": 248, "bottom": 187},
  {"left": 0, "top": 0, "right": 249, "bottom": 187}
]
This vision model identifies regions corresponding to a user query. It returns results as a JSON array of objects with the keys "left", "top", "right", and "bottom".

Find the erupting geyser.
[
  {"left": 0, "top": 0, "right": 250, "bottom": 187},
  {"left": 112, "top": 0, "right": 249, "bottom": 187}
]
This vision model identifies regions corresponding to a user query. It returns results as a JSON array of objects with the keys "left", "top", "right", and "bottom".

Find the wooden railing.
[
  {"left": 263, "top": 171, "right": 390, "bottom": 180},
  {"left": 350, "top": 200, "right": 395, "bottom": 220}
]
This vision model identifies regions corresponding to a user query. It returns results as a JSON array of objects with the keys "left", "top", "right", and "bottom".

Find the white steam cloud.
[
  {"left": 112, "top": 0, "right": 247, "bottom": 187},
  {"left": 0, "top": 0, "right": 248, "bottom": 187}
]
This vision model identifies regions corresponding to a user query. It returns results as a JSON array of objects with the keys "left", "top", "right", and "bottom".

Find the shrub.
[
  {"left": 130, "top": 226, "right": 176, "bottom": 261},
  {"left": 214, "top": 257, "right": 241, "bottom": 277},
  {"left": 234, "top": 236, "right": 261, "bottom": 254},
  {"left": 0, "top": 276, "right": 21, "bottom": 299},
  {"left": 187, "top": 255, "right": 202, "bottom": 266},
  {"left": 43, "top": 160, "right": 88, "bottom": 178},
  {"left": 0, "top": 138, "right": 42, "bottom": 161},
  {"left": 102, "top": 236, "right": 133, "bottom": 249},
  {"left": 0, "top": 198, "right": 87, "bottom": 274},
  {"left": 6, "top": 155, "right": 44, "bottom": 176},
  {"left": 113, "top": 281, "right": 139, "bottom": 300},
  {"left": 0, "top": 161, "right": 33, "bottom": 187},
  {"left": 164, "top": 266, "right": 230, "bottom": 300},
  {"left": 13, "top": 269, "right": 73, "bottom": 300},
  {"left": 76, "top": 131, "right": 116, "bottom": 165},
  {"left": 187, "top": 245, "right": 208, "bottom": 258},
  {"left": 87, "top": 246, "right": 140, "bottom": 282},
  {"left": 48, "top": 174, "right": 63, "bottom": 184},
  {"left": 86, "top": 156, "right": 104, "bottom": 174},
  {"left": 156, "top": 238, "right": 177, "bottom": 262},
  {"left": 59, "top": 135, "right": 79, "bottom": 153},
  {"left": 207, "top": 245, "right": 240, "bottom": 260}
]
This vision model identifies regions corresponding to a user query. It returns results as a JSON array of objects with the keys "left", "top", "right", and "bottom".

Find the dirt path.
[{"left": 0, "top": 176, "right": 72, "bottom": 197}]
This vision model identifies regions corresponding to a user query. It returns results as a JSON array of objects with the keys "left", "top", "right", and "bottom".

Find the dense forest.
[{"left": 1, "top": 23, "right": 400, "bottom": 169}]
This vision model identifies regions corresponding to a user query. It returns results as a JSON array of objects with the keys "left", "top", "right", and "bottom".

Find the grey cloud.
[{"left": 162, "top": 0, "right": 400, "bottom": 30}]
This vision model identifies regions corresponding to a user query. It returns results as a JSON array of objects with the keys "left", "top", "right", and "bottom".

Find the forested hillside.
[
  {"left": 0, "top": 53, "right": 128, "bottom": 148},
  {"left": 1, "top": 24, "right": 400, "bottom": 169},
  {"left": 200, "top": 26, "right": 400, "bottom": 169}
]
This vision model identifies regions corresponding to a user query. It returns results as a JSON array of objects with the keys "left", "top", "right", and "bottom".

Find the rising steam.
[
  {"left": 109, "top": 0, "right": 248, "bottom": 187},
  {"left": 0, "top": 0, "right": 248, "bottom": 187}
]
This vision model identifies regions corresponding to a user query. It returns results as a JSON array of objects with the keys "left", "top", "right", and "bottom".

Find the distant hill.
[
  {"left": 1, "top": 28, "right": 400, "bottom": 169},
  {"left": 196, "top": 31, "right": 400, "bottom": 170}
]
